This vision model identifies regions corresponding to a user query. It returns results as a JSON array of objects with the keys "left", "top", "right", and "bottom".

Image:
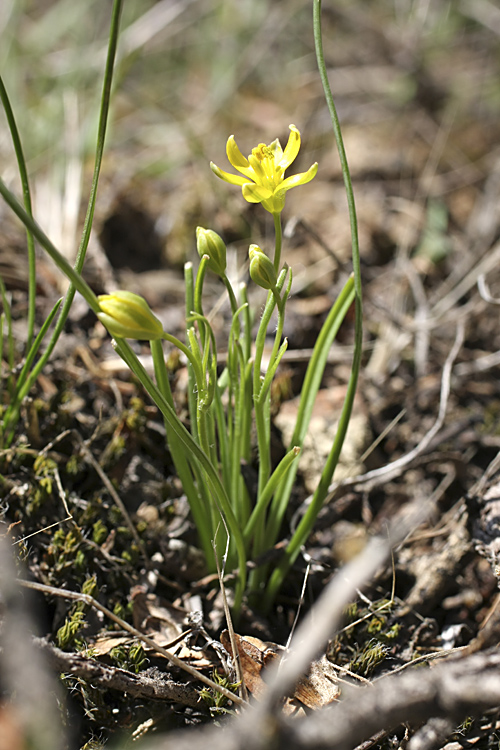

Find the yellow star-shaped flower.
[{"left": 210, "top": 125, "right": 318, "bottom": 215}]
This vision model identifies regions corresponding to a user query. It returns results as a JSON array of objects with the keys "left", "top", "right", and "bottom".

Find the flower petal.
[
  {"left": 247, "top": 151, "right": 270, "bottom": 184},
  {"left": 280, "top": 125, "right": 301, "bottom": 169},
  {"left": 280, "top": 162, "right": 318, "bottom": 191},
  {"left": 226, "top": 136, "right": 257, "bottom": 180},
  {"left": 242, "top": 183, "right": 273, "bottom": 204},
  {"left": 210, "top": 162, "right": 249, "bottom": 186},
  {"left": 268, "top": 137, "right": 283, "bottom": 163},
  {"left": 226, "top": 136, "right": 249, "bottom": 169}
]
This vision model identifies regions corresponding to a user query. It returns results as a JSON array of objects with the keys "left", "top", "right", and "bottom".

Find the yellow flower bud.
[
  {"left": 196, "top": 227, "right": 227, "bottom": 276},
  {"left": 249, "top": 245, "right": 277, "bottom": 291},
  {"left": 97, "top": 291, "right": 164, "bottom": 340}
]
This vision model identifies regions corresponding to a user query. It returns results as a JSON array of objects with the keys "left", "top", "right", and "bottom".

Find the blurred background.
[
  {"left": 2, "top": 0, "right": 499, "bottom": 302},
  {"left": 2, "top": 0, "right": 500, "bottom": 478}
]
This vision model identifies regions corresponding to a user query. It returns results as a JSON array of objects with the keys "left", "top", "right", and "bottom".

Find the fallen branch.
[
  {"left": 140, "top": 650, "right": 500, "bottom": 750},
  {"left": 34, "top": 637, "right": 202, "bottom": 708},
  {"left": 18, "top": 578, "right": 244, "bottom": 706}
]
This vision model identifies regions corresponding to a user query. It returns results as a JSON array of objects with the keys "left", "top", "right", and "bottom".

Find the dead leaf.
[{"left": 220, "top": 631, "right": 340, "bottom": 710}]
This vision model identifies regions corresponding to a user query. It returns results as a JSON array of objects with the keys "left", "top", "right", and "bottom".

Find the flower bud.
[
  {"left": 196, "top": 227, "right": 227, "bottom": 276},
  {"left": 249, "top": 245, "right": 277, "bottom": 290},
  {"left": 97, "top": 291, "right": 164, "bottom": 340}
]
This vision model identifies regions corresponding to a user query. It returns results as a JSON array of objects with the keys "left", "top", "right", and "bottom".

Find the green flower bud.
[
  {"left": 248, "top": 244, "right": 277, "bottom": 290},
  {"left": 196, "top": 227, "right": 227, "bottom": 276},
  {"left": 97, "top": 291, "right": 164, "bottom": 340}
]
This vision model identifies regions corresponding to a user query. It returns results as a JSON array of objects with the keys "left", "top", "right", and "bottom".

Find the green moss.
[
  {"left": 125, "top": 397, "right": 147, "bottom": 431},
  {"left": 330, "top": 597, "right": 398, "bottom": 677},
  {"left": 113, "top": 601, "right": 126, "bottom": 620},
  {"left": 349, "top": 638, "right": 388, "bottom": 676},
  {"left": 56, "top": 577, "right": 97, "bottom": 649},
  {"left": 57, "top": 609, "right": 86, "bottom": 650},
  {"left": 66, "top": 454, "right": 82, "bottom": 475},
  {"left": 199, "top": 671, "right": 240, "bottom": 715},
  {"left": 92, "top": 519, "right": 108, "bottom": 544},
  {"left": 110, "top": 642, "right": 148, "bottom": 674}
]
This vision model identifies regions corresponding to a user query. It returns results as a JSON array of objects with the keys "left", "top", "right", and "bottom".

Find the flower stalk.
[{"left": 0, "top": 0, "right": 361, "bottom": 616}]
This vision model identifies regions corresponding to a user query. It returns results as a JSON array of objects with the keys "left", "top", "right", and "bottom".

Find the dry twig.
[
  {"left": 34, "top": 638, "right": 202, "bottom": 707},
  {"left": 18, "top": 578, "right": 245, "bottom": 706}
]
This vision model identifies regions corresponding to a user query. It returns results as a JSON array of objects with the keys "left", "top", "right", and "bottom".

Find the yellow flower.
[
  {"left": 210, "top": 125, "right": 318, "bottom": 215},
  {"left": 97, "top": 291, "right": 164, "bottom": 340}
]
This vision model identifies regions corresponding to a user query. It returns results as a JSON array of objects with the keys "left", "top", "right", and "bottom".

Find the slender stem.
[
  {"left": 222, "top": 274, "right": 240, "bottom": 322},
  {"left": 252, "top": 269, "right": 287, "bottom": 402},
  {"left": 213, "top": 375, "right": 230, "bottom": 496},
  {"left": 16, "top": 301, "right": 61, "bottom": 388},
  {"left": 254, "top": 389, "right": 271, "bottom": 512},
  {"left": 226, "top": 313, "right": 251, "bottom": 526},
  {"left": 314, "top": 0, "right": 362, "bottom": 308},
  {"left": 0, "top": 76, "right": 36, "bottom": 349},
  {"left": 163, "top": 329, "right": 205, "bottom": 397},
  {"left": 76, "top": 0, "right": 123, "bottom": 272},
  {"left": 0, "top": 182, "right": 99, "bottom": 313},
  {"left": 240, "top": 282, "right": 252, "bottom": 364},
  {"left": 238, "top": 285, "right": 253, "bottom": 464},
  {"left": 194, "top": 255, "right": 209, "bottom": 350},
  {"left": 113, "top": 338, "right": 247, "bottom": 613},
  {"left": 266, "top": 276, "right": 355, "bottom": 550},
  {"left": 257, "top": 270, "right": 291, "bottom": 404},
  {"left": 273, "top": 212, "right": 282, "bottom": 273},
  {"left": 3, "top": 301, "right": 62, "bottom": 446},
  {"left": 184, "top": 263, "right": 199, "bottom": 443},
  {"left": 244, "top": 446, "right": 300, "bottom": 546},
  {"left": 151, "top": 339, "right": 213, "bottom": 563},
  {"left": 0, "top": 0, "right": 123, "bottom": 445},
  {"left": 263, "top": 1, "right": 363, "bottom": 610}
]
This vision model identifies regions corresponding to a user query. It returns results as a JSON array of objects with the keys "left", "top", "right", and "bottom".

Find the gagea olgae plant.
[{"left": 0, "top": 0, "right": 361, "bottom": 615}]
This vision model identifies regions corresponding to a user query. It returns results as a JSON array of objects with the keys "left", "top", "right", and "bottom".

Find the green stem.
[
  {"left": 240, "top": 282, "right": 252, "bottom": 364},
  {"left": 225, "top": 312, "right": 251, "bottom": 526},
  {"left": 194, "top": 255, "right": 209, "bottom": 350},
  {"left": 244, "top": 446, "right": 300, "bottom": 546},
  {"left": 0, "top": 182, "right": 99, "bottom": 313},
  {"left": 0, "top": 76, "right": 36, "bottom": 349},
  {"left": 3, "top": 300, "right": 62, "bottom": 446},
  {"left": 252, "top": 268, "right": 287, "bottom": 402},
  {"left": 257, "top": 270, "right": 292, "bottom": 404},
  {"left": 313, "top": 0, "right": 362, "bottom": 306},
  {"left": 273, "top": 212, "right": 282, "bottom": 273},
  {"left": 113, "top": 338, "right": 247, "bottom": 613},
  {"left": 163, "top": 328, "right": 206, "bottom": 401},
  {"left": 0, "top": 0, "right": 123, "bottom": 444},
  {"left": 266, "top": 275, "right": 355, "bottom": 549},
  {"left": 222, "top": 274, "right": 240, "bottom": 322},
  {"left": 184, "top": 263, "right": 199, "bottom": 444},
  {"left": 150, "top": 339, "right": 213, "bottom": 564},
  {"left": 263, "top": 0, "right": 363, "bottom": 610}
]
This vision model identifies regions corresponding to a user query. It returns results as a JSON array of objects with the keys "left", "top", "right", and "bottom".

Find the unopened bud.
[
  {"left": 97, "top": 291, "right": 164, "bottom": 340},
  {"left": 249, "top": 245, "right": 277, "bottom": 290},
  {"left": 196, "top": 227, "right": 227, "bottom": 276}
]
